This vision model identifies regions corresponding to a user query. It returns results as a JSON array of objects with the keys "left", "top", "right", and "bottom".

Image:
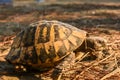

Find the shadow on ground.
[{"left": 0, "top": 61, "right": 41, "bottom": 80}]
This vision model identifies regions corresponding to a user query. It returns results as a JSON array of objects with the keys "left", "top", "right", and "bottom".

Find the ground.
[{"left": 0, "top": 1, "right": 120, "bottom": 80}]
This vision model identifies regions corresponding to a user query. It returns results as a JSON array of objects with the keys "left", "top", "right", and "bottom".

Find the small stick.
[
  {"left": 73, "top": 53, "right": 114, "bottom": 80},
  {"left": 100, "top": 68, "right": 120, "bottom": 80}
]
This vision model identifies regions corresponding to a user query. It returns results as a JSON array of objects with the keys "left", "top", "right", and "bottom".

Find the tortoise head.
[
  {"left": 85, "top": 36, "right": 107, "bottom": 51},
  {"left": 75, "top": 36, "right": 107, "bottom": 52}
]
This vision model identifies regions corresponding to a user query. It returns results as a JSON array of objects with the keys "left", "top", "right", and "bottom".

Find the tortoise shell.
[{"left": 5, "top": 20, "right": 86, "bottom": 70}]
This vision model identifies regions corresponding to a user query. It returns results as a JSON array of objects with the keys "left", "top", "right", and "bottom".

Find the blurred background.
[
  {"left": 0, "top": 0, "right": 120, "bottom": 80},
  {"left": 0, "top": 0, "right": 120, "bottom": 6}
]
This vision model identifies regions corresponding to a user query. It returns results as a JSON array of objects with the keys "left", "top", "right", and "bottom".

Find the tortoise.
[{"left": 5, "top": 20, "right": 107, "bottom": 79}]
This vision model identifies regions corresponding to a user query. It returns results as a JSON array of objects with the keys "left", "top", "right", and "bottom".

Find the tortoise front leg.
[
  {"left": 51, "top": 52, "right": 75, "bottom": 80},
  {"left": 74, "top": 36, "right": 108, "bottom": 61}
]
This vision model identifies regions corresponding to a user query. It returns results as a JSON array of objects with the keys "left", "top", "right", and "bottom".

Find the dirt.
[{"left": 0, "top": 1, "right": 120, "bottom": 80}]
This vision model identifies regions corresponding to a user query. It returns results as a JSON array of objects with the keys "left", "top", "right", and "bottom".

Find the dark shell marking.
[{"left": 6, "top": 20, "right": 86, "bottom": 69}]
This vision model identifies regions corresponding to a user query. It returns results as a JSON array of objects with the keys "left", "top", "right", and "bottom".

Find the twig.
[
  {"left": 57, "top": 73, "right": 62, "bottom": 80},
  {"left": 73, "top": 53, "right": 114, "bottom": 80},
  {"left": 0, "top": 52, "right": 8, "bottom": 57},
  {"left": 82, "top": 53, "right": 114, "bottom": 73},
  {"left": 0, "top": 71, "right": 15, "bottom": 75},
  {"left": 75, "top": 52, "right": 90, "bottom": 63},
  {"left": 114, "top": 53, "right": 119, "bottom": 68},
  {"left": 100, "top": 68, "right": 120, "bottom": 80},
  {"left": 100, "top": 52, "right": 119, "bottom": 80}
]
